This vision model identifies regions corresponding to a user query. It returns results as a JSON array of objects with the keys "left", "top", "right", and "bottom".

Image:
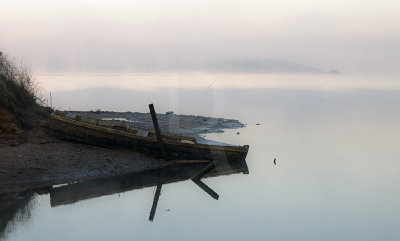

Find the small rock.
[
  {"left": 236, "top": 132, "right": 240, "bottom": 135},
  {"left": 256, "top": 123, "right": 261, "bottom": 125}
]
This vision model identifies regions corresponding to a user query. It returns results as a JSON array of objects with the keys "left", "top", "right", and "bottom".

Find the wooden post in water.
[{"left": 149, "top": 104, "right": 168, "bottom": 160}]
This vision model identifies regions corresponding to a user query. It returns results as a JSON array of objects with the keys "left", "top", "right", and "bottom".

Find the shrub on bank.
[{"left": 0, "top": 51, "right": 53, "bottom": 128}]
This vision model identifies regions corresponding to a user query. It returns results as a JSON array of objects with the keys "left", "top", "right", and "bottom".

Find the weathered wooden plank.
[{"left": 149, "top": 104, "right": 168, "bottom": 160}]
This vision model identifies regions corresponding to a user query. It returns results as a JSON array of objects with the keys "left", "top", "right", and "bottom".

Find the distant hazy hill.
[
  {"left": 203, "top": 59, "right": 326, "bottom": 73},
  {"left": 40, "top": 57, "right": 340, "bottom": 74}
]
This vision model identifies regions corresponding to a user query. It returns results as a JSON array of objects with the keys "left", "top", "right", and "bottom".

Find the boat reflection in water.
[
  {"left": 50, "top": 158, "right": 249, "bottom": 221},
  {"left": 0, "top": 158, "right": 248, "bottom": 238}
]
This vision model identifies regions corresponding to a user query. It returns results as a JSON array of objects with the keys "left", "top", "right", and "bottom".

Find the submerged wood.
[{"left": 49, "top": 114, "right": 249, "bottom": 161}]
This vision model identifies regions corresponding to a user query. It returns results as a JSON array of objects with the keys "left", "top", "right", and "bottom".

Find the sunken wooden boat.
[{"left": 49, "top": 114, "right": 249, "bottom": 162}]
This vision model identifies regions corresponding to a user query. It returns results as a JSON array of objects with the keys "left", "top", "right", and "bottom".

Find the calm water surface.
[{"left": 2, "top": 74, "right": 400, "bottom": 241}]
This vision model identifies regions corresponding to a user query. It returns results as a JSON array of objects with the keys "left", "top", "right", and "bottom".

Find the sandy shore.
[{"left": 0, "top": 127, "right": 167, "bottom": 194}]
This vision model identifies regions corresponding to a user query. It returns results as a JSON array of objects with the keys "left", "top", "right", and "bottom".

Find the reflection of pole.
[
  {"left": 191, "top": 161, "right": 220, "bottom": 200},
  {"left": 149, "top": 104, "right": 168, "bottom": 160},
  {"left": 191, "top": 161, "right": 218, "bottom": 180},
  {"left": 149, "top": 181, "right": 162, "bottom": 222},
  {"left": 192, "top": 178, "right": 219, "bottom": 200}
]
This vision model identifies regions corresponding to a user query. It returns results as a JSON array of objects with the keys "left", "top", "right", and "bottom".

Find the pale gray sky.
[{"left": 1, "top": 0, "right": 400, "bottom": 74}]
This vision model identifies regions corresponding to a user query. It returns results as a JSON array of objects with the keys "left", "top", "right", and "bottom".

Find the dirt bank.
[
  {"left": 0, "top": 125, "right": 166, "bottom": 194},
  {"left": 0, "top": 108, "right": 22, "bottom": 146}
]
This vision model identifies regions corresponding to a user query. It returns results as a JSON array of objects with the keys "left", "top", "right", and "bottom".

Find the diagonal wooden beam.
[{"left": 149, "top": 103, "right": 168, "bottom": 160}]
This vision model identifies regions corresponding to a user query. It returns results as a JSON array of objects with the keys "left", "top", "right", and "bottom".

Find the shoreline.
[
  {"left": 0, "top": 111, "right": 245, "bottom": 194},
  {"left": 0, "top": 126, "right": 167, "bottom": 194}
]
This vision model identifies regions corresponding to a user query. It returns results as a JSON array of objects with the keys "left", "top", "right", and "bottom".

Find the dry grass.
[{"left": 0, "top": 51, "right": 52, "bottom": 129}]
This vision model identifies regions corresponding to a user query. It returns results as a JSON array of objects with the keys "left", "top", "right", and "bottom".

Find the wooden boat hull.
[{"left": 49, "top": 115, "right": 249, "bottom": 162}]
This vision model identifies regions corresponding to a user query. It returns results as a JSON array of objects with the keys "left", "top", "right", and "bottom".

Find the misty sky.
[{"left": 1, "top": 0, "right": 400, "bottom": 74}]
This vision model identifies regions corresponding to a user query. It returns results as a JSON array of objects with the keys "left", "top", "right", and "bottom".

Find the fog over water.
[
  {"left": 3, "top": 73, "right": 400, "bottom": 241},
  {"left": 32, "top": 73, "right": 400, "bottom": 114},
  {"left": 2, "top": 1, "right": 400, "bottom": 240},
  {"left": 2, "top": 0, "right": 400, "bottom": 74}
]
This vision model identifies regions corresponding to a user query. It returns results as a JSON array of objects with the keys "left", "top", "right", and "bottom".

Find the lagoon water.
[{"left": 2, "top": 73, "right": 400, "bottom": 241}]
